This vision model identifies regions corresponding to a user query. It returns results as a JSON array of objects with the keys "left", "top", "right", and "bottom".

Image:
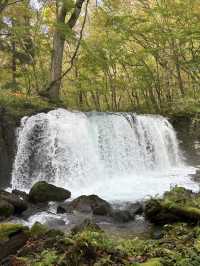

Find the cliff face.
[
  {"left": 0, "top": 108, "right": 18, "bottom": 188},
  {"left": 171, "top": 115, "right": 200, "bottom": 166}
]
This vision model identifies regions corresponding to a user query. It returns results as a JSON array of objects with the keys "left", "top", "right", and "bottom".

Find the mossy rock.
[
  {"left": 30, "top": 222, "right": 48, "bottom": 238},
  {"left": 0, "top": 199, "right": 14, "bottom": 218},
  {"left": 0, "top": 223, "right": 29, "bottom": 260},
  {"left": 29, "top": 181, "right": 71, "bottom": 203},
  {"left": 0, "top": 190, "right": 28, "bottom": 214},
  {"left": 145, "top": 187, "right": 200, "bottom": 224},
  {"left": 0, "top": 223, "right": 27, "bottom": 241}
]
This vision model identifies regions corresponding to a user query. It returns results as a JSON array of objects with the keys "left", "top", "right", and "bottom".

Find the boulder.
[
  {"left": 12, "top": 189, "right": 29, "bottom": 202},
  {"left": 0, "top": 200, "right": 14, "bottom": 218},
  {"left": 0, "top": 190, "right": 27, "bottom": 214},
  {"left": 28, "top": 181, "right": 71, "bottom": 203},
  {"left": 144, "top": 187, "right": 200, "bottom": 225},
  {"left": 57, "top": 195, "right": 112, "bottom": 216},
  {"left": 144, "top": 199, "right": 181, "bottom": 224}
]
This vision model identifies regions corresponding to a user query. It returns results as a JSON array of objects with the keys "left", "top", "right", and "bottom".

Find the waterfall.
[{"left": 11, "top": 109, "right": 197, "bottom": 201}]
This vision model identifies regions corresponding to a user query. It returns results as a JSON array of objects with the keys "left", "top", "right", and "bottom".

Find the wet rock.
[
  {"left": 151, "top": 226, "right": 164, "bottom": 240},
  {"left": 57, "top": 195, "right": 112, "bottom": 216},
  {"left": 29, "top": 181, "right": 71, "bottom": 203},
  {"left": 111, "top": 209, "right": 134, "bottom": 223},
  {"left": 0, "top": 190, "right": 28, "bottom": 214},
  {"left": 128, "top": 202, "right": 144, "bottom": 215},
  {"left": 71, "top": 218, "right": 102, "bottom": 235},
  {"left": 12, "top": 189, "right": 28, "bottom": 202},
  {"left": 111, "top": 202, "right": 143, "bottom": 223},
  {"left": 0, "top": 200, "right": 14, "bottom": 218}
]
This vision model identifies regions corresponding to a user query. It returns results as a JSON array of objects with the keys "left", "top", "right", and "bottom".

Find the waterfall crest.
[{"left": 11, "top": 109, "right": 197, "bottom": 201}]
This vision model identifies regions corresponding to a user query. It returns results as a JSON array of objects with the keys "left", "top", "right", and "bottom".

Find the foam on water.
[{"left": 11, "top": 109, "right": 198, "bottom": 202}]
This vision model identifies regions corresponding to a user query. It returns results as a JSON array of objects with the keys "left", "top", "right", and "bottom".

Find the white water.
[{"left": 11, "top": 109, "right": 198, "bottom": 202}]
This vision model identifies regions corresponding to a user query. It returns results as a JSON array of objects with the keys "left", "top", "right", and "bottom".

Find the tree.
[{"left": 45, "top": 0, "right": 86, "bottom": 102}]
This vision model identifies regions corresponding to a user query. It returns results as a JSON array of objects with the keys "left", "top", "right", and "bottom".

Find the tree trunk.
[
  {"left": 11, "top": 19, "right": 17, "bottom": 90},
  {"left": 47, "top": 0, "right": 85, "bottom": 102},
  {"left": 48, "top": 0, "right": 67, "bottom": 101}
]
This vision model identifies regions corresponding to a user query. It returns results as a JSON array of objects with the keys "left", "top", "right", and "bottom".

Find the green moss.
[
  {"left": 73, "top": 229, "right": 114, "bottom": 251},
  {"left": 0, "top": 200, "right": 14, "bottom": 217},
  {"left": 0, "top": 223, "right": 28, "bottom": 240},
  {"left": 30, "top": 222, "right": 48, "bottom": 238},
  {"left": 140, "top": 258, "right": 162, "bottom": 266}
]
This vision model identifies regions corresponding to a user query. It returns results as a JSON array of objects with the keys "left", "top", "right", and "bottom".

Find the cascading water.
[{"left": 11, "top": 109, "right": 198, "bottom": 202}]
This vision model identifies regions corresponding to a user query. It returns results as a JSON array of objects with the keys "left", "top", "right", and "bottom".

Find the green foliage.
[
  {"left": 73, "top": 229, "right": 114, "bottom": 251},
  {"left": 30, "top": 222, "right": 48, "bottom": 238},
  {"left": 0, "top": 90, "right": 55, "bottom": 118},
  {"left": 33, "top": 250, "right": 58, "bottom": 266},
  {"left": 2, "top": 0, "right": 200, "bottom": 113},
  {"left": 140, "top": 258, "right": 162, "bottom": 266}
]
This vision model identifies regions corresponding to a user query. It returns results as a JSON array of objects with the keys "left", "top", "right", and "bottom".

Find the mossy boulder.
[
  {"left": 0, "top": 223, "right": 26, "bottom": 241},
  {"left": 57, "top": 194, "right": 112, "bottom": 216},
  {"left": 0, "top": 190, "right": 27, "bottom": 214},
  {"left": 0, "top": 223, "right": 29, "bottom": 260},
  {"left": 0, "top": 199, "right": 14, "bottom": 218},
  {"left": 30, "top": 222, "right": 49, "bottom": 238},
  {"left": 145, "top": 187, "right": 200, "bottom": 224},
  {"left": 29, "top": 181, "right": 71, "bottom": 203}
]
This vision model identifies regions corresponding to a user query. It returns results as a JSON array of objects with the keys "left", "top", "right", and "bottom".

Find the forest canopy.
[{"left": 1, "top": 0, "right": 200, "bottom": 114}]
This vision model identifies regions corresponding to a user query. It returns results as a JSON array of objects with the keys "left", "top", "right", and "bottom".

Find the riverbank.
[{"left": 2, "top": 186, "right": 200, "bottom": 265}]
